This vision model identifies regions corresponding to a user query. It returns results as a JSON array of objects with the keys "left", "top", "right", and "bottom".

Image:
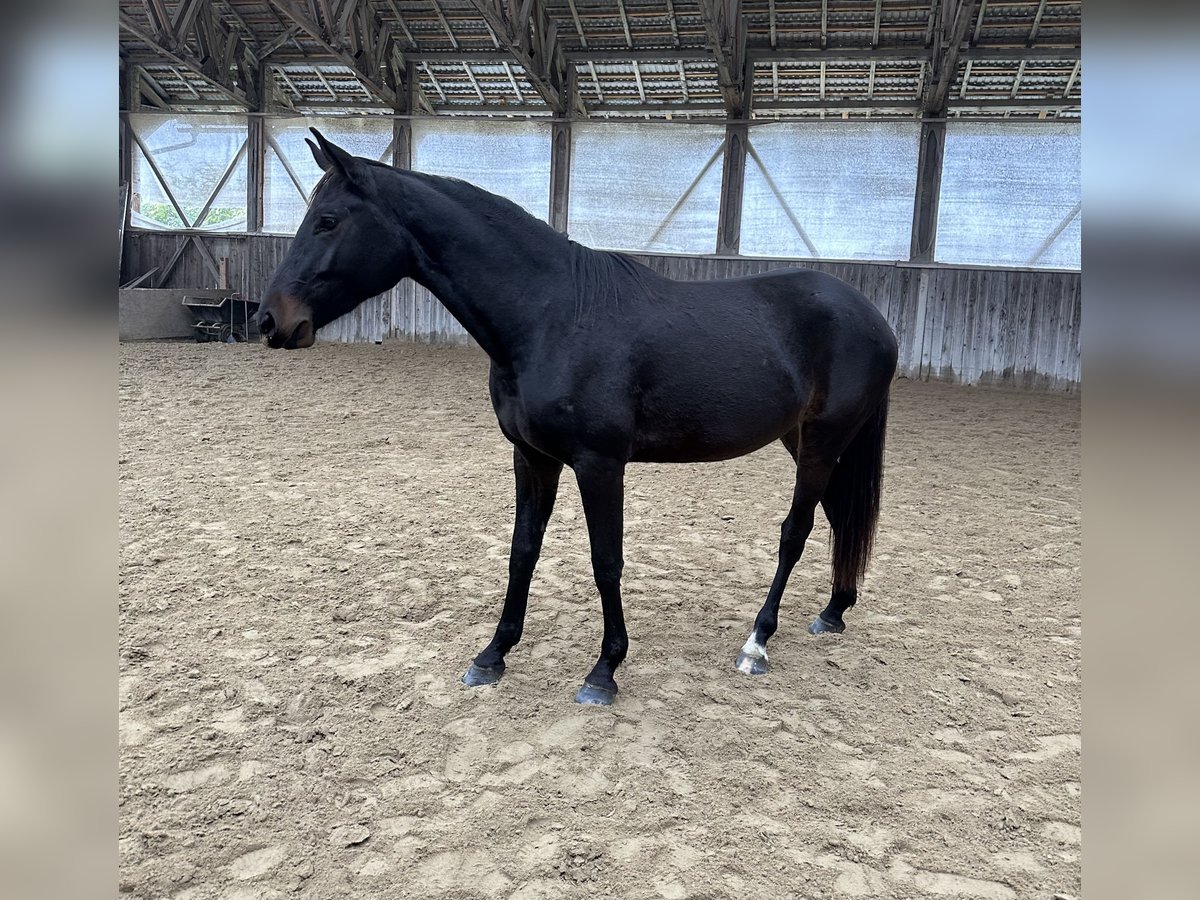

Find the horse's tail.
[{"left": 823, "top": 392, "right": 890, "bottom": 593}]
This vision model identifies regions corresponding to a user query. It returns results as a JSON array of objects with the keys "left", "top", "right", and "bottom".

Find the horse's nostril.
[{"left": 259, "top": 311, "right": 275, "bottom": 336}]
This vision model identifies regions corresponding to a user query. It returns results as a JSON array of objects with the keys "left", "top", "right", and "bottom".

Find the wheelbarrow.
[{"left": 183, "top": 293, "right": 260, "bottom": 343}]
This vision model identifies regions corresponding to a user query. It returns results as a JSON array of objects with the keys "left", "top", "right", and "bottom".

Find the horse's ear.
[
  {"left": 305, "top": 137, "right": 332, "bottom": 172},
  {"left": 307, "top": 128, "right": 357, "bottom": 182}
]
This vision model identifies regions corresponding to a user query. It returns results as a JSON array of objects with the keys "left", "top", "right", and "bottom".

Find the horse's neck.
[{"left": 386, "top": 172, "right": 572, "bottom": 364}]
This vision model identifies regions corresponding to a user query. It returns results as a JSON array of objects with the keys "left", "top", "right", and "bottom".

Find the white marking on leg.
[
  {"left": 736, "top": 631, "right": 768, "bottom": 674},
  {"left": 740, "top": 633, "right": 768, "bottom": 661}
]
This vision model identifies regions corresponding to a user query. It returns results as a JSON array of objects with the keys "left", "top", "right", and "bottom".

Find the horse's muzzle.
[
  {"left": 264, "top": 318, "right": 315, "bottom": 350},
  {"left": 257, "top": 294, "right": 315, "bottom": 349}
]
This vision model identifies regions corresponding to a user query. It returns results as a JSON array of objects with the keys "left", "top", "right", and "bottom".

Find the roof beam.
[
  {"left": 751, "top": 46, "right": 936, "bottom": 62},
  {"left": 119, "top": 11, "right": 249, "bottom": 106},
  {"left": 1028, "top": 0, "right": 1049, "bottom": 44},
  {"left": 696, "top": 0, "right": 748, "bottom": 115},
  {"left": 215, "top": 0, "right": 261, "bottom": 51},
  {"left": 337, "top": 0, "right": 362, "bottom": 42},
  {"left": 192, "top": 2, "right": 224, "bottom": 83},
  {"left": 961, "top": 45, "right": 1079, "bottom": 61},
  {"left": 666, "top": 0, "right": 681, "bottom": 47},
  {"left": 395, "top": 48, "right": 713, "bottom": 63},
  {"left": 171, "top": 0, "right": 205, "bottom": 45},
  {"left": 136, "top": 69, "right": 172, "bottom": 109},
  {"left": 567, "top": 0, "right": 587, "bottom": 48},
  {"left": 462, "top": 62, "right": 486, "bottom": 104},
  {"left": 1063, "top": 59, "right": 1080, "bottom": 97},
  {"left": 615, "top": 0, "right": 633, "bottom": 47},
  {"left": 422, "top": 63, "right": 448, "bottom": 104},
  {"left": 257, "top": 25, "right": 301, "bottom": 60},
  {"left": 1010, "top": 59, "right": 1027, "bottom": 98},
  {"left": 973, "top": 0, "right": 989, "bottom": 43},
  {"left": 503, "top": 61, "right": 526, "bottom": 104},
  {"left": 924, "top": 0, "right": 981, "bottom": 115},
  {"left": 631, "top": 61, "right": 647, "bottom": 103},
  {"left": 382, "top": 0, "right": 416, "bottom": 45},
  {"left": 142, "top": 0, "right": 173, "bottom": 43},
  {"left": 263, "top": 45, "right": 1075, "bottom": 65},
  {"left": 265, "top": 0, "right": 396, "bottom": 105},
  {"left": 467, "top": 0, "right": 574, "bottom": 115},
  {"left": 755, "top": 95, "right": 1078, "bottom": 112}
]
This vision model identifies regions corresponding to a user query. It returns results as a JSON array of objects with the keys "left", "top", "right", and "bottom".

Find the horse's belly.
[
  {"left": 630, "top": 389, "right": 801, "bottom": 463},
  {"left": 630, "top": 435, "right": 781, "bottom": 464}
]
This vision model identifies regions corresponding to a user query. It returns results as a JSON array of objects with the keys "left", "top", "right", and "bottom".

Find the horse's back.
[{"left": 646, "top": 266, "right": 896, "bottom": 373}]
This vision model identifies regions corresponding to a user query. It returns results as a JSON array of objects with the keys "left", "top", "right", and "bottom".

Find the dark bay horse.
[{"left": 257, "top": 129, "right": 898, "bottom": 705}]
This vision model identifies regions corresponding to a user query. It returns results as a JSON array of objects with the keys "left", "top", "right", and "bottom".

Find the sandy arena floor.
[{"left": 119, "top": 341, "right": 1080, "bottom": 900}]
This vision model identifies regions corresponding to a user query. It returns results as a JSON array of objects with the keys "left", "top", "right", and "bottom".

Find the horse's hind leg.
[
  {"left": 809, "top": 488, "right": 857, "bottom": 635},
  {"left": 463, "top": 444, "right": 562, "bottom": 687},
  {"left": 736, "top": 456, "right": 833, "bottom": 676},
  {"left": 778, "top": 427, "right": 856, "bottom": 635}
]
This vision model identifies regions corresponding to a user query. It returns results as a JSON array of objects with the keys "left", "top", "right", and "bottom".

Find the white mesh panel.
[
  {"left": 739, "top": 121, "right": 920, "bottom": 261},
  {"left": 936, "top": 122, "right": 1081, "bottom": 269}
]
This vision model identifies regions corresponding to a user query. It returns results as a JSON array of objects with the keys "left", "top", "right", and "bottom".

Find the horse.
[{"left": 256, "top": 129, "right": 899, "bottom": 706}]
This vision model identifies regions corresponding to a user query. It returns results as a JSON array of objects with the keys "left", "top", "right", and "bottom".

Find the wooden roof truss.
[{"left": 119, "top": 0, "right": 1082, "bottom": 119}]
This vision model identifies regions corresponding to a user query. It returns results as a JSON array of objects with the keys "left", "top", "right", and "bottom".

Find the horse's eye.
[{"left": 314, "top": 214, "right": 338, "bottom": 233}]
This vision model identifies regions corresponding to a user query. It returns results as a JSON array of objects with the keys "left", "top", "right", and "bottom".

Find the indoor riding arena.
[{"left": 119, "top": 3, "right": 1081, "bottom": 899}]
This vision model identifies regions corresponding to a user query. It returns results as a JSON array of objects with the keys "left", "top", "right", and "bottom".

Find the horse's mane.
[{"left": 568, "top": 243, "right": 659, "bottom": 324}]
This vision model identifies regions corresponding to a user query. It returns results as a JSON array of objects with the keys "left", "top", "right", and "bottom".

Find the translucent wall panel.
[
  {"left": 936, "top": 123, "right": 1080, "bottom": 269},
  {"left": 569, "top": 123, "right": 724, "bottom": 254},
  {"left": 264, "top": 117, "right": 393, "bottom": 233},
  {"left": 740, "top": 122, "right": 920, "bottom": 261},
  {"left": 412, "top": 119, "right": 551, "bottom": 221},
  {"left": 129, "top": 114, "right": 247, "bottom": 231}
]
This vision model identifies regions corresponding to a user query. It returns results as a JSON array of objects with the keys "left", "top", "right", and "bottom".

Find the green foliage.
[
  {"left": 140, "top": 200, "right": 183, "bottom": 228},
  {"left": 138, "top": 201, "right": 245, "bottom": 230}
]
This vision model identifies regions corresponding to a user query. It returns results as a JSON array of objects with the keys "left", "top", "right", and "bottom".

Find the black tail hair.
[{"left": 823, "top": 393, "right": 890, "bottom": 593}]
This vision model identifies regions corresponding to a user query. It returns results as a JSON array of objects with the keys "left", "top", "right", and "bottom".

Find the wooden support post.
[
  {"left": 246, "top": 117, "right": 264, "bottom": 233},
  {"left": 549, "top": 119, "right": 572, "bottom": 233},
  {"left": 391, "top": 62, "right": 416, "bottom": 170},
  {"left": 910, "top": 0, "right": 977, "bottom": 262},
  {"left": 119, "top": 66, "right": 136, "bottom": 187},
  {"left": 246, "top": 87, "right": 266, "bottom": 233},
  {"left": 909, "top": 120, "right": 945, "bottom": 262},
  {"left": 716, "top": 122, "right": 748, "bottom": 255},
  {"left": 245, "top": 68, "right": 266, "bottom": 307},
  {"left": 393, "top": 118, "right": 412, "bottom": 169}
]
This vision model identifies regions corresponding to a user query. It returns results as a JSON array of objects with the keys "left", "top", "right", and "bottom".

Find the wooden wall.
[{"left": 122, "top": 232, "right": 1080, "bottom": 390}]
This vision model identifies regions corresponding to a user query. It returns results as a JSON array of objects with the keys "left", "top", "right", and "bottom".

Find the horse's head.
[{"left": 257, "top": 129, "right": 406, "bottom": 349}]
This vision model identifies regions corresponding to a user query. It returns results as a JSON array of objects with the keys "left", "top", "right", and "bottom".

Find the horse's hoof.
[
  {"left": 574, "top": 681, "right": 617, "bottom": 706},
  {"left": 808, "top": 615, "right": 846, "bottom": 635},
  {"left": 462, "top": 663, "right": 504, "bottom": 687},
  {"left": 735, "top": 651, "right": 769, "bottom": 676}
]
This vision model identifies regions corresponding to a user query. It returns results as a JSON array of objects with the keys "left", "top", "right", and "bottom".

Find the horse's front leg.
[
  {"left": 572, "top": 457, "right": 628, "bottom": 706},
  {"left": 463, "top": 444, "right": 562, "bottom": 687}
]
